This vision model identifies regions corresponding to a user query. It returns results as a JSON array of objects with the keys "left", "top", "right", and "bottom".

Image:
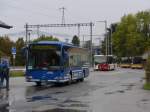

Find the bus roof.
[
  {"left": 29, "top": 41, "right": 88, "bottom": 50},
  {"left": 30, "top": 41, "right": 71, "bottom": 46}
]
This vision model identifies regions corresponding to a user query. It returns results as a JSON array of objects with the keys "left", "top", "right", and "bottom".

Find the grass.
[
  {"left": 143, "top": 83, "right": 150, "bottom": 90},
  {"left": 10, "top": 70, "right": 24, "bottom": 77}
]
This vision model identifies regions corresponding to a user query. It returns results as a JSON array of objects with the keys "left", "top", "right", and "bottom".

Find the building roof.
[{"left": 0, "top": 20, "right": 12, "bottom": 29}]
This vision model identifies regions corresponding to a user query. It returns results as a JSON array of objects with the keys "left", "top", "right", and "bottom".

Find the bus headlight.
[
  {"left": 27, "top": 76, "right": 32, "bottom": 79},
  {"left": 54, "top": 76, "right": 64, "bottom": 80}
]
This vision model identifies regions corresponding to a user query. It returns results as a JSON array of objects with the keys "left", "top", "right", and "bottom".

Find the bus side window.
[
  {"left": 69, "top": 55, "right": 73, "bottom": 66},
  {"left": 63, "top": 52, "right": 69, "bottom": 67}
]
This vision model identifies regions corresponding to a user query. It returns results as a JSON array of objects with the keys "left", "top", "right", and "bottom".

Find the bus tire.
[
  {"left": 80, "top": 78, "right": 84, "bottom": 82},
  {"left": 36, "top": 82, "right": 42, "bottom": 86}
]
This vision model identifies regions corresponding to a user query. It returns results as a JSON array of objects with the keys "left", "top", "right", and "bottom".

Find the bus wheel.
[
  {"left": 36, "top": 82, "right": 42, "bottom": 86},
  {"left": 80, "top": 78, "right": 84, "bottom": 82}
]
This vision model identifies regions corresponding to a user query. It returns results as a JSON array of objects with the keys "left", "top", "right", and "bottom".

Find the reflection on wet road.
[{"left": 0, "top": 68, "right": 150, "bottom": 112}]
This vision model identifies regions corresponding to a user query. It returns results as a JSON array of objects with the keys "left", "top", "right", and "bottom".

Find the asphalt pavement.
[{"left": 0, "top": 68, "right": 150, "bottom": 112}]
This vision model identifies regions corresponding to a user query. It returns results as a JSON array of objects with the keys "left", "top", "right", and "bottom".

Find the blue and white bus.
[{"left": 24, "top": 41, "right": 90, "bottom": 85}]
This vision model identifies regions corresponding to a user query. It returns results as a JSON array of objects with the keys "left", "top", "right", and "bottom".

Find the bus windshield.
[
  {"left": 94, "top": 56, "right": 106, "bottom": 64},
  {"left": 28, "top": 45, "right": 61, "bottom": 70},
  {"left": 94, "top": 55, "right": 115, "bottom": 64}
]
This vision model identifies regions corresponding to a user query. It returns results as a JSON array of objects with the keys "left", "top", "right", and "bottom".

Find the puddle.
[
  {"left": 56, "top": 99, "right": 89, "bottom": 108},
  {"left": 69, "top": 103, "right": 88, "bottom": 107},
  {"left": 121, "top": 83, "right": 135, "bottom": 87},
  {"left": 105, "top": 90, "right": 125, "bottom": 95},
  {"left": 121, "top": 83, "right": 135, "bottom": 91},
  {"left": 141, "top": 99, "right": 149, "bottom": 102},
  {"left": 27, "top": 95, "right": 58, "bottom": 102},
  {"left": 58, "top": 102, "right": 89, "bottom": 108},
  {"left": 97, "top": 85, "right": 107, "bottom": 89},
  {"left": 33, "top": 108, "right": 87, "bottom": 112},
  {"left": 63, "top": 99, "right": 81, "bottom": 103},
  {"left": 137, "top": 99, "right": 150, "bottom": 107},
  {"left": 104, "top": 92, "right": 115, "bottom": 95},
  {"left": 116, "top": 90, "right": 125, "bottom": 93},
  {"left": 54, "top": 91, "right": 66, "bottom": 94}
]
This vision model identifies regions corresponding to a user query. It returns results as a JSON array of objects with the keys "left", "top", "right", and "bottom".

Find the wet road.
[{"left": 0, "top": 68, "right": 150, "bottom": 112}]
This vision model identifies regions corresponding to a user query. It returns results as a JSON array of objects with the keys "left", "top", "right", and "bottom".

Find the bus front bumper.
[{"left": 26, "top": 76, "right": 69, "bottom": 83}]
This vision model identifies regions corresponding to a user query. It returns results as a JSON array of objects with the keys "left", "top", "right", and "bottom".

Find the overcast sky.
[{"left": 0, "top": 0, "right": 150, "bottom": 42}]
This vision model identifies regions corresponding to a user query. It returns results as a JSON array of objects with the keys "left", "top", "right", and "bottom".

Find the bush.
[
  {"left": 145, "top": 56, "right": 150, "bottom": 83},
  {"left": 143, "top": 83, "right": 150, "bottom": 90},
  {"left": 10, "top": 70, "right": 24, "bottom": 77}
]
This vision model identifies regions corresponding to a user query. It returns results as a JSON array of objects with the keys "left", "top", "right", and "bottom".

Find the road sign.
[{"left": 11, "top": 47, "right": 16, "bottom": 55}]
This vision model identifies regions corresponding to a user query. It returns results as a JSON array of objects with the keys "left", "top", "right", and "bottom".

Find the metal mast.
[{"left": 59, "top": 7, "right": 66, "bottom": 24}]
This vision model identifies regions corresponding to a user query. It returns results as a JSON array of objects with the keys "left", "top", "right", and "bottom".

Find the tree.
[
  {"left": 15, "top": 38, "right": 25, "bottom": 66},
  {"left": 110, "top": 23, "right": 118, "bottom": 33},
  {"left": 136, "top": 10, "right": 150, "bottom": 51},
  {"left": 112, "top": 10, "right": 150, "bottom": 58},
  {"left": 33, "top": 35, "right": 59, "bottom": 42},
  {"left": 72, "top": 35, "right": 80, "bottom": 46},
  {"left": 145, "top": 56, "right": 150, "bottom": 83},
  {"left": 0, "top": 36, "right": 14, "bottom": 65}
]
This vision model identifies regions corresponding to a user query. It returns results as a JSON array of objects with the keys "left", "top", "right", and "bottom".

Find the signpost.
[{"left": 11, "top": 47, "right": 16, "bottom": 66}]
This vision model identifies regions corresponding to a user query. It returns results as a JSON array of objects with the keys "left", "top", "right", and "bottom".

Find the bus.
[
  {"left": 94, "top": 55, "right": 116, "bottom": 71},
  {"left": 119, "top": 57, "right": 131, "bottom": 68},
  {"left": 23, "top": 41, "right": 90, "bottom": 85},
  {"left": 131, "top": 56, "right": 144, "bottom": 69}
]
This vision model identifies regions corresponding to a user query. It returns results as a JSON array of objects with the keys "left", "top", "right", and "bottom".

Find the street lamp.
[{"left": 107, "top": 28, "right": 113, "bottom": 55}]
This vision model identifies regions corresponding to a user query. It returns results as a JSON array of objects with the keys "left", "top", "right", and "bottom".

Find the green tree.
[
  {"left": 33, "top": 35, "right": 59, "bottom": 42},
  {"left": 72, "top": 35, "right": 80, "bottom": 46},
  {"left": 145, "top": 56, "right": 150, "bottom": 83},
  {"left": 0, "top": 36, "right": 14, "bottom": 64},
  {"left": 15, "top": 38, "right": 25, "bottom": 66},
  {"left": 112, "top": 10, "right": 150, "bottom": 57},
  {"left": 136, "top": 10, "right": 150, "bottom": 51}
]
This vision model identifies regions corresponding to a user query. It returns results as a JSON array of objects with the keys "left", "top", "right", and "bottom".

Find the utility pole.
[
  {"left": 28, "top": 30, "right": 32, "bottom": 43},
  {"left": 59, "top": 7, "right": 66, "bottom": 24},
  {"left": 78, "top": 24, "right": 80, "bottom": 38},
  {"left": 110, "top": 28, "right": 113, "bottom": 55},
  {"left": 37, "top": 25, "right": 40, "bottom": 38},
  {"left": 97, "top": 20, "right": 107, "bottom": 56},
  {"left": 25, "top": 23, "right": 28, "bottom": 44},
  {"left": 104, "top": 20, "right": 108, "bottom": 56},
  {"left": 90, "top": 22, "right": 93, "bottom": 66},
  {"left": 107, "top": 27, "right": 113, "bottom": 55},
  {"left": 82, "top": 35, "right": 85, "bottom": 48}
]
